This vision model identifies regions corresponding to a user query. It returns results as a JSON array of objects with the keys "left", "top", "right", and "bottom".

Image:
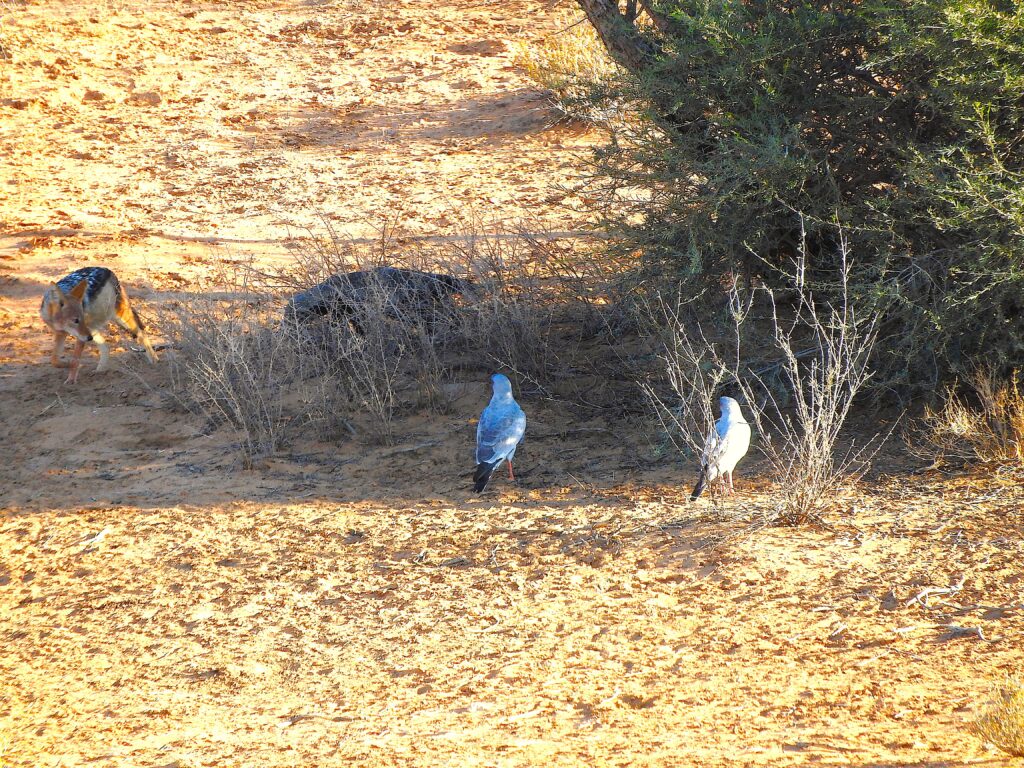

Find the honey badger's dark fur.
[{"left": 284, "top": 266, "right": 474, "bottom": 333}]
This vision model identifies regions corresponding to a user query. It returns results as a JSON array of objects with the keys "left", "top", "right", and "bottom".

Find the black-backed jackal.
[{"left": 40, "top": 267, "right": 158, "bottom": 384}]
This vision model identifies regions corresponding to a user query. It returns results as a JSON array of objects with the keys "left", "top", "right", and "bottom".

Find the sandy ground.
[{"left": 1, "top": 1, "right": 1023, "bottom": 766}]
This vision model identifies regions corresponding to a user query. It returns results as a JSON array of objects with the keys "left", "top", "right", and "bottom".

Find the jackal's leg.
[
  {"left": 115, "top": 300, "right": 159, "bottom": 363},
  {"left": 51, "top": 331, "right": 68, "bottom": 368},
  {"left": 66, "top": 339, "right": 86, "bottom": 384},
  {"left": 92, "top": 331, "right": 109, "bottom": 372}
]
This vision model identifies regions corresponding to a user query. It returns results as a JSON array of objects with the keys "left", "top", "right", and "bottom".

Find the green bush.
[{"left": 581, "top": 0, "right": 1024, "bottom": 389}]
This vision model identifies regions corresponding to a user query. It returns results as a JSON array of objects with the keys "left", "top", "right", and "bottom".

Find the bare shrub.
[
  {"left": 280, "top": 215, "right": 360, "bottom": 290},
  {"left": 164, "top": 284, "right": 295, "bottom": 467},
  {"left": 513, "top": 11, "right": 620, "bottom": 123},
  {"left": 972, "top": 678, "right": 1024, "bottom": 757},
  {"left": 165, "top": 213, "right": 634, "bottom": 462},
  {"left": 444, "top": 216, "right": 632, "bottom": 403},
  {"left": 919, "top": 368, "right": 1024, "bottom": 467},
  {"left": 745, "top": 246, "right": 883, "bottom": 524},
  {"left": 282, "top": 281, "right": 453, "bottom": 445},
  {"left": 159, "top": 260, "right": 359, "bottom": 464},
  {"left": 276, "top": 212, "right": 406, "bottom": 290},
  {"left": 270, "top": 216, "right": 464, "bottom": 439},
  {"left": 639, "top": 288, "right": 733, "bottom": 502},
  {"left": 454, "top": 226, "right": 562, "bottom": 393},
  {"left": 644, "top": 235, "right": 884, "bottom": 523}
]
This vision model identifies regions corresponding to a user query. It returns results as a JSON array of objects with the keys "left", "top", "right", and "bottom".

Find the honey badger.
[{"left": 283, "top": 266, "right": 475, "bottom": 333}]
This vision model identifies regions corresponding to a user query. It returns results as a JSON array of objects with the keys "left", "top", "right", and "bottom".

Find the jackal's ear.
[
  {"left": 48, "top": 283, "right": 66, "bottom": 311},
  {"left": 68, "top": 278, "right": 89, "bottom": 301}
]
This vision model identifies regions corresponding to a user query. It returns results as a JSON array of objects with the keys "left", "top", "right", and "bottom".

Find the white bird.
[
  {"left": 691, "top": 396, "right": 751, "bottom": 501},
  {"left": 474, "top": 373, "right": 527, "bottom": 492}
]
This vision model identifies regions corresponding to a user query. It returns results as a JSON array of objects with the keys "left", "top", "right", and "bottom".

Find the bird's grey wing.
[
  {"left": 476, "top": 405, "right": 526, "bottom": 464},
  {"left": 702, "top": 413, "right": 735, "bottom": 469},
  {"left": 705, "top": 410, "right": 742, "bottom": 460},
  {"left": 698, "top": 428, "right": 721, "bottom": 480},
  {"left": 701, "top": 415, "right": 727, "bottom": 466}
]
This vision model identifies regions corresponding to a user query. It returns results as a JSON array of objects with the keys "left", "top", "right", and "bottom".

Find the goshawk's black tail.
[
  {"left": 473, "top": 461, "right": 497, "bottom": 493},
  {"left": 690, "top": 468, "right": 708, "bottom": 501}
]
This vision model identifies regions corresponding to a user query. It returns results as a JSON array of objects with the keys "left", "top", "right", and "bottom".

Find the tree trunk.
[{"left": 574, "top": 0, "right": 659, "bottom": 75}]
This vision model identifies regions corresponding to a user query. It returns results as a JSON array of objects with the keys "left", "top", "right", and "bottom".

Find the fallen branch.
[
  {"left": 938, "top": 624, "right": 987, "bottom": 641},
  {"left": 905, "top": 575, "right": 966, "bottom": 608}
]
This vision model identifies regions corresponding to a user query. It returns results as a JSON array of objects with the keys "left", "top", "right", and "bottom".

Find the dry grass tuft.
[
  {"left": 972, "top": 678, "right": 1024, "bottom": 757},
  {"left": 921, "top": 368, "right": 1024, "bottom": 467},
  {"left": 513, "top": 13, "right": 620, "bottom": 122}
]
